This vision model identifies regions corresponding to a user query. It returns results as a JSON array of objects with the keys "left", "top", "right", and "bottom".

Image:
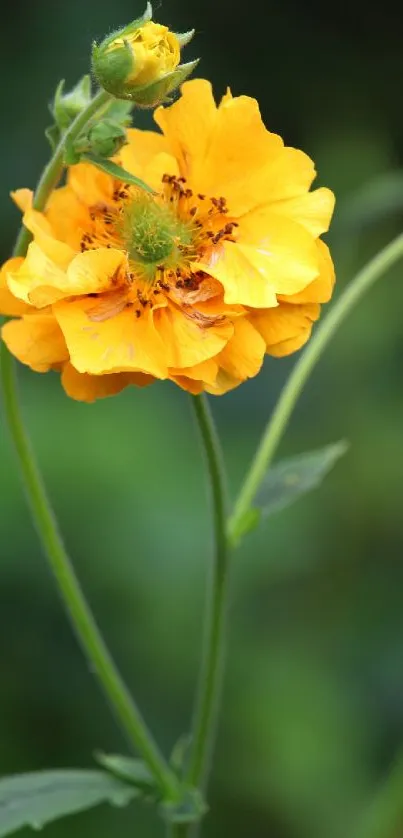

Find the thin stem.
[
  {"left": 14, "top": 89, "right": 111, "bottom": 256},
  {"left": 187, "top": 395, "right": 230, "bottom": 794},
  {"left": 166, "top": 824, "right": 189, "bottom": 838},
  {"left": 1, "top": 88, "right": 178, "bottom": 800},
  {"left": 228, "top": 232, "right": 403, "bottom": 542}
]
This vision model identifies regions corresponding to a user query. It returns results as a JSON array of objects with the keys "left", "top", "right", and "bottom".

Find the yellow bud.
[
  {"left": 92, "top": 5, "right": 196, "bottom": 105},
  {"left": 111, "top": 22, "right": 180, "bottom": 88}
]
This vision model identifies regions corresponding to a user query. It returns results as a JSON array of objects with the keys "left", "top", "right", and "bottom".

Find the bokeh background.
[{"left": 1, "top": 1, "right": 403, "bottom": 837}]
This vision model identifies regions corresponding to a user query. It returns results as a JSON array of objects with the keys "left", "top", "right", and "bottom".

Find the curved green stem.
[
  {"left": 229, "top": 233, "right": 403, "bottom": 542},
  {"left": 14, "top": 88, "right": 111, "bottom": 256},
  {"left": 1, "top": 88, "right": 178, "bottom": 800},
  {"left": 187, "top": 395, "right": 230, "bottom": 794}
]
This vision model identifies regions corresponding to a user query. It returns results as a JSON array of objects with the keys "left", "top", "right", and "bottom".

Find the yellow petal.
[
  {"left": 279, "top": 239, "right": 335, "bottom": 305},
  {"left": 120, "top": 128, "right": 170, "bottom": 176},
  {"left": 169, "top": 358, "right": 219, "bottom": 385},
  {"left": 54, "top": 298, "right": 168, "bottom": 378},
  {"left": 254, "top": 147, "right": 316, "bottom": 206},
  {"left": 217, "top": 317, "right": 266, "bottom": 379},
  {"left": 270, "top": 187, "right": 335, "bottom": 236},
  {"left": 154, "top": 79, "right": 217, "bottom": 183},
  {"left": 46, "top": 185, "right": 89, "bottom": 251},
  {"left": 2, "top": 314, "right": 69, "bottom": 371},
  {"left": 196, "top": 241, "right": 278, "bottom": 308},
  {"left": 0, "top": 258, "right": 32, "bottom": 316},
  {"left": 142, "top": 152, "right": 180, "bottom": 191},
  {"left": 61, "top": 362, "right": 153, "bottom": 402},
  {"left": 250, "top": 302, "right": 320, "bottom": 357},
  {"left": 237, "top": 210, "right": 320, "bottom": 297},
  {"left": 23, "top": 209, "right": 75, "bottom": 268},
  {"left": 170, "top": 375, "right": 204, "bottom": 395},
  {"left": 155, "top": 303, "right": 233, "bottom": 368},
  {"left": 67, "top": 161, "right": 114, "bottom": 206},
  {"left": 205, "top": 368, "right": 243, "bottom": 395},
  {"left": 7, "top": 245, "right": 126, "bottom": 307},
  {"left": 196, "top": 93, "right": 283, "bottom": 215},
  {"left": 11, "top": 188, "right": 33, "bottom": 212}
]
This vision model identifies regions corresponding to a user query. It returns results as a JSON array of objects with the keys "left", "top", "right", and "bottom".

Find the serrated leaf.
[
  {"left": 95, "top": 753, "right": 157, "bottom": 795},
  {"left": 255, "top": 440, "right": 349, "bottom": 517},
  {"left": 81, "top": 154, "right": 155, "bottom": 194},
  {"left": 0, "top": 769, "right": 137, "bottom": 838}
]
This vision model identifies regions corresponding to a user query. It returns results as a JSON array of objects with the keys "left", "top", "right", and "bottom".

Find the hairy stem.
[{"left": 1, "top": 87, "right": 178, "bottom": 800}]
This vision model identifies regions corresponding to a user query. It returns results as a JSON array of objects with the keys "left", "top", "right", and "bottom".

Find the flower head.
[
  {"left": 92, "top": 4, "right": 198, "bottom": 106},
  {"left": 1, "top": 79, "right": 335, "bottom": 402}
]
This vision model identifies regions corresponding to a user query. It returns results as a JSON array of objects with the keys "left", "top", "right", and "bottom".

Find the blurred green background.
[{"left": 2, "top": 1, "right": 403, "bottom": 837}]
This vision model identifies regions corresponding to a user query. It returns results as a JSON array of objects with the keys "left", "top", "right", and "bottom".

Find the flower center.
[{"left": 120, "top": 192, "right": 193, "bottom": 282}]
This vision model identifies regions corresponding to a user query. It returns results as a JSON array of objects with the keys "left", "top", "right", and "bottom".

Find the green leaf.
[
  {"left": 81, "top": 154, "right": 155, "bottom": 194},
  {"left": 95, "top": 753, "right": 157, "bottom": 796},
  {"left": 0, "top": 769, "right": 137, "bottom": 837},
  {"left": 255, "top": 440, "right": 349, "bottom": 518},
  {"left": 169, "top": 735, "right": 192, "bottom": 777}
]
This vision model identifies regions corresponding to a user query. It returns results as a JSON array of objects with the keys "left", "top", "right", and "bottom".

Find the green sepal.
[
  {"left": 45, "top": 123, "right": 60, "bottom": 152},
  {"left": 95, "top": 3, "right": 152, "bottom": 53},
  {"left": 160, "top": 787, "right": 207, "bottom": 825},
  {"left": 174, "top": 29, "right": 195, "bottom": 47},
  {"left": 63, "top": 135, "right": 82, "bottom": 166},
  {"left": 92, "top": 40, "right": 134, "bottom": 97},
  {"left": 102, "top": 99, "right": 134, "bottom": 126},
  {"left": 81, "top": 153, "right": 156, "bottom": 194},
  {"left": 87, "top": 119, "right": 128, "bottom": 157},
  {"left": 126, "top": 59, "right": 199, "bottom": 108},
  {"left": 94, "top": 752, "right": 157, "bottom": 798},
  {"left": 52, "top": 75, "right": 92, "bottom": 133}
]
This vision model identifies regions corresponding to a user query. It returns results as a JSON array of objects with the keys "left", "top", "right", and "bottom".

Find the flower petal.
[
  {"left": 11, "top": 188, "right": 33, "bottom": 212},
  {"left": 23, "top": 209, "right": 76, "bottom": 267},
  {"left": 46, "top": 185, "right": 89, "bottom": 251},
  {"left": 196, "top": 93, "right": 283, "bottom": 215},
  {"left": 217, "top": 317, "right": 266, "bottom": 379},
  {"left": 120, "top": 128, "right": 171, "bottom": 177},
  {"left": 237, "top": 210, "right": 320, "bottom": 297},
  {"left": 197, "top": 241, "right": 278, "bottom": 308},
  {"left": 155, "top": 303, "right": 233, "bottom": 368},
  {"left": 169, "top": 358, "right": 219, "bottom": 385},
  {"left": 67, "top": 161, "right": 114, "bottom": 206},
  {"left": 270, "top": 187, "right": 335, "bottom": 236},
  {"left": 2, "top": 313, "right": 69, "bottom": 371},
  {"left": 54, "top": 298, "right": 168, "bottom": 378},
  {"left": 279, "top": 239, "right": 335, "bottom": 305},
  {"left": 154, "top": 79, "right": 217, "bottom": 183},
  {"left": 0, "top": 258, "right": 32, "bottom": 316},
  {"left": 61, "top": 362, "right": 153, "bottom": 402},
  {"left": 250, "top": 302, "right": 320, "bottom": 357},
  {"left": 7, "top": 246, "right": 126, "bottom": 307}
]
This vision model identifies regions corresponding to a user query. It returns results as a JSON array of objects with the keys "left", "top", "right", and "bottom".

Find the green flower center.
[{"left": 121, "top": 193, "right": 193, "bottom": 281}]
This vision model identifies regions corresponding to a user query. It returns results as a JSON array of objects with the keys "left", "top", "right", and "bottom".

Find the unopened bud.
[{"left": 92, "top": 3, "right": 197, "bottom": 106}]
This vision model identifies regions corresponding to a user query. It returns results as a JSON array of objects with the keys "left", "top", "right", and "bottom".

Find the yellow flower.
[{"left": 1, "top": 79, "right": 335, "bottom": 402}]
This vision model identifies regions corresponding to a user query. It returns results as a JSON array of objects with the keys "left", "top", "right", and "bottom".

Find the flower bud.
[
  {"left": 52, "top": 76, "right": 92, "bottom": 132},
  {"left": 92, "top": 3, "right": 197, "bottom": 106},
  {"left": 88, "top": 119, "right": 127, "bottom": 157}
]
